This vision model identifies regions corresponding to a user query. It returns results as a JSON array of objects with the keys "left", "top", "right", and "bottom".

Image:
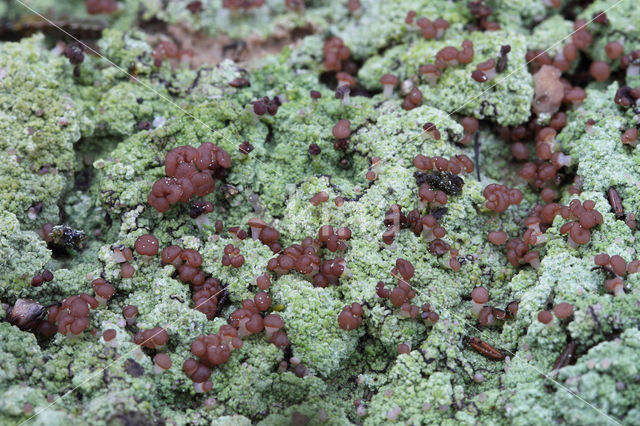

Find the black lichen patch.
[
  {"left": 414, "top": 171, "right": 464, "bottom": 196},
  {"left": 431, "top": 207, "right": 448, "bottom": 220},
  {"left": 74, "top": 168, "right": 93, "bottom": 192},
  {"left": 124, "top": 358, "right": 145, "bottom": 378},
  {"left": 49, "top": 225, "right": 87, "bottom": 249}
]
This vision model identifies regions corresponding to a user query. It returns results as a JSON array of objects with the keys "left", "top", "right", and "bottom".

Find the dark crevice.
[
  {"left": 0, "top": 16, "right": 104, "bottom": 42},
  {"left": 74, "top": 167, "right": 94, "bottom": 192},
  {"left": 264, "top": 122, "right": 274, "bottom": 145},
  {"left": 138, "top": 17, "right": 169, "bottom": 34},
  {"left": 560, "top": 0, "right": 596, "bottom": 21}
]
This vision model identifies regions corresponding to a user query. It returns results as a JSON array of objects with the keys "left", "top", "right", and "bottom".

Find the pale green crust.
[
  {"left": 0, "top": 212, "right": 51, "bottom": 298},
  {"left": 488, "top": 0, "right": 551, "bottom": 34},
  {"left": 579, "top": 0, "right": 640, "bottom": 69},
  {"left": 2, "top": 1, "right": 640, "bottom": 425},
  {"left": 358, "top": 29, "right": 534, "bottom": 126},
  {"left": 0, "top": 35, "right": 81, "bottom": 225},
  {"left": 529, "top": 15, "right": 574, "bottom": 51}
]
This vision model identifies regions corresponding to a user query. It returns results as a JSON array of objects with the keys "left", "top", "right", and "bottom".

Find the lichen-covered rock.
[
  {"left": 273, "top": 275, "right": 362, "bottom": 377},
  {"left": 2, "top": 0, "right": 640, "bottom": 424},
  {"left": 552, "top": 328, "right": 640, "bottom": 425},
  {"left": 0, "top": 35, "right": 81, "bottom": 224},
  {"left": 0, "top": 212, "right": 51, "bottom": 299},
  {"left": 358, "top": 29, "right": 534, "bottom": 125}
]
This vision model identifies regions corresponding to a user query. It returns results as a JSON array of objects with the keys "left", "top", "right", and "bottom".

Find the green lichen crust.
[
  {"left": 528, "top": 15, "right": 574, "bottom": 51},
  {"left": 2, "top": 0, "right": 640, "bottom": 425},
  {"left": 487, "top": 0, "right": 551, "bottom": 34},
  {"left": 579, "top": 0, "right": 640, "bottom": 61},
  {"left": 0, "top": 212, "right": 51, "bottom": 299},
  {"left": 137, "top": 0, "right": 326, "bottom": 40},
  {"left": 0, "top": 34, "right": 81, "bottom": 225},
  {"left": 358, "top": 28, "right": 534, "bottom": 126}
]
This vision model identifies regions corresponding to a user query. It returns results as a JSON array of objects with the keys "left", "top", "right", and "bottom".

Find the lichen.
[
  {"left": 357, "top": 29, "right": 534, "bottom": 125},
  {"left": 0, "top": 212, "right": 51, "bottom": 299},
  {"left": 2, "top": 0, "right": 640, "bottom": 425}
]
